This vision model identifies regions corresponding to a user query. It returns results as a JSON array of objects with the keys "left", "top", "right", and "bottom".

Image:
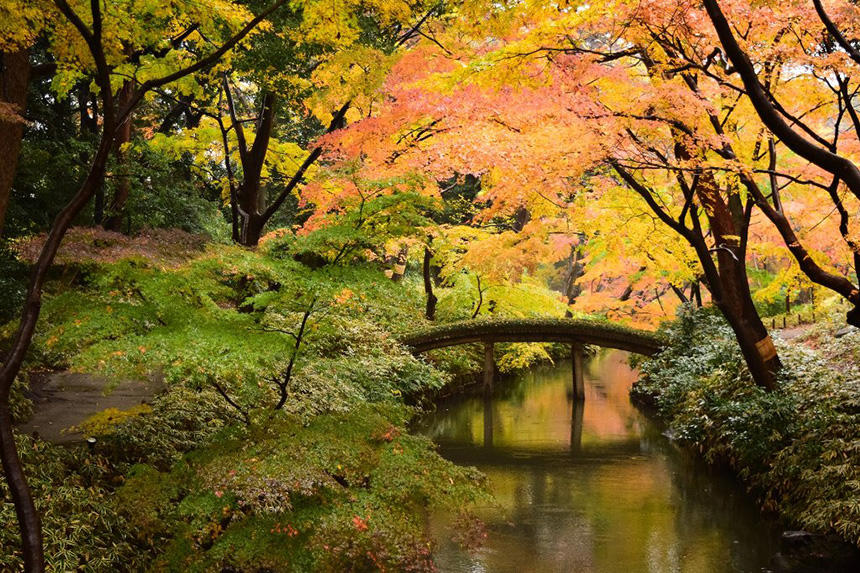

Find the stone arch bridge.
[{"left": 400, "top": 318, "right": 665, "bottom": 400}]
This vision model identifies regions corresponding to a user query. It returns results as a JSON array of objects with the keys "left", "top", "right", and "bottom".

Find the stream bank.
[{"left": 631, "top": 307, "right": 860, "bottom": 570}]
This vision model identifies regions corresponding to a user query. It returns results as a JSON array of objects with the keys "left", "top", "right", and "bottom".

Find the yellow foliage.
[{"left": 67, "top": 403, "right": 153, "bottom": 437}]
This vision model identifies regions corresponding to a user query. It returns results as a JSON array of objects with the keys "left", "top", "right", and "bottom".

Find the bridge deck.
[{"left": 400, "top": 318, "right": 664, "bottom": 356}]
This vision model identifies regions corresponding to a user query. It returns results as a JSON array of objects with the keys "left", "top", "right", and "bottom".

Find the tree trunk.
[
  {"left": 103, "top": 81, "right": 135, "bottom": 232},
  {"left": 79, "top": 84, "right": 104, "bottom": 224},
  {"left": 233, "top": 92, "right": 278, "bottom": 246},
  {"left": 695, "top": 173, "right": 780, "bottom": 390},
  {"left": 692, "top": 281, "right": 702, "bottom": 307},
  {"left": 0, "top": 50, "right": 31, "bottom": 237},
  {"left": 712, "top": 250, "right": 780, "bottom": 390},
  {"left": 389, "top": 244, "right": 408, "bottom": 282},
  {"left": 240, "top": 212, "right": 266, "bottom": 247},
  {"left": 423, "top": 245, "right": 437, "bottom": 320},
  {"left": 512, "top": 205, "right": 530, "bottom": 232},
  {"left": 563, "top": 241, "right": 585, "bottom": 303}
]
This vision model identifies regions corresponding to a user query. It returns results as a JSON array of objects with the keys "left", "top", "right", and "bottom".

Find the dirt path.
[{"left": 17, "top": 371, "right": 163, "bottom": 443}]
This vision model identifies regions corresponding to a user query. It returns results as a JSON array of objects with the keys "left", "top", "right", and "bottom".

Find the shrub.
[
  {"left": 0, "top": 435, "right": 148, "bottom": 571},
  {"left": 116, "top": 404, "right": 488, "bottom": 571},
  {"left": 635, "top": 306, "right": 860, "bottom": 546}
]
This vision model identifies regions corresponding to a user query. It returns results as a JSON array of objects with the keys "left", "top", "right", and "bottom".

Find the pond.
[{"left": 417, "top": 350, "right": 782, "bottom": 573}]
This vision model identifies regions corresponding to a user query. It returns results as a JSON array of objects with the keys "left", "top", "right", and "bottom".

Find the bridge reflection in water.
[
  {"left": 481, "top": 387, "right": 585, "bottom": 452},
  {"left": 418, "top": 350, "right": 780, "bottom": 573}
]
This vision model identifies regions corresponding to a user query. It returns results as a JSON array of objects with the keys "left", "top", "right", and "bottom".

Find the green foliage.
[
  {"left": 117, "top": 404, "right": 488, "bottom": 572},
  {"left": 121, "top": 145, "right": 229, "bottom": 237},
  {"left": 68, "top": 404, "right": 154, "bottom": 438},
  {"left": 635, "top": 306, "right": 860, "bottom": 545},
  {"left": 496, "top": 342, "right": 554, "bottom": 374},
  {"left": 8, "top": 374, "right": 34, "bottom": 425},
  {"left": 5, "top": 77, "right": 94, "bottom": 238},
  {"left": 0, "top": 435, "right": 148, "bottom": 571},
  {"left": 100, "top": 386, "right": 238, "bottom": 470},
  {"left": 285, "top": 190, "right": 439, "bottom": 266},
  {"left": 0, "top": 242, "right": 29, "bottom": 323}
]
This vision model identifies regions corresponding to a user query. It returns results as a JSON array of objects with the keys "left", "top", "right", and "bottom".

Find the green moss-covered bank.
[{"left": 632, "top": 307, "right": 860, "bottom": 547}]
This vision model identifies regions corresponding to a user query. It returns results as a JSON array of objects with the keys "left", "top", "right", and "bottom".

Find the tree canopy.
[{"left": 4, "top": 0, "right": 860, "bottom": 570}]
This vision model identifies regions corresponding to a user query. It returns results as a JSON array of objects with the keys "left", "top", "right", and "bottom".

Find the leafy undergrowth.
[
  {"left": 1, "top": 228, "right": 571, "bottom": 569},
  {"left": 117, "top": 404, "right": 488, "bottom": 572},
  {"left": 633, "top": 306, "right": 860, "bottom": 546}
]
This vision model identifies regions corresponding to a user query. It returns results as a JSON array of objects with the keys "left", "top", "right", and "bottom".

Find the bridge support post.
[
  {"left": 571, "top": 398, "right": 584, "bottom": 453},
  {"left": 483, "top": 342, "right": 495, "bottom": 393},
  {"left": 571, "top": 343, "right": 585, "bottom": 400}
]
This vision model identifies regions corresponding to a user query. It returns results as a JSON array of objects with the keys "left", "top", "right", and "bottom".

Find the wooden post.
[
  {"left": 570, "top": 398, "right": 584, "bottom": 453},
  {"left": 483, "top": 342, "right": 495, "bottom": 393},
  {"left": 571, "top": 343, "right": 585, "bottom": 401}
]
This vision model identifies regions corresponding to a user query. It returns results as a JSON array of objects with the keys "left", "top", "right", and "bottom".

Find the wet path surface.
[{"left": 18, "top": 371, "right": 161, "bottom": 442}]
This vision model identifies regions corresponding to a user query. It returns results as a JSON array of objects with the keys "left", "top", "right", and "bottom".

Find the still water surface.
[{"left": 418, "top": 350, "right": 781, "bottom": 573}]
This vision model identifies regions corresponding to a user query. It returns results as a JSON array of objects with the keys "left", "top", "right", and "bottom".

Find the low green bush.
[
  {"left": 116, "top": 403, "right": 488, "bottom": 572},
  {"left": 634, "top": 306, "right": 860, "bottom": 545},
  {"left": 0, "top": 435, "right": 149, "bottom": 571}
]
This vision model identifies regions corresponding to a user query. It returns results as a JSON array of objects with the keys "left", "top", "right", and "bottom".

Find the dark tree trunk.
[
  {"left": 691, "top": 281, "right": 703, "bottom": 307},
  {"left": 695, "top": 172, "right": 780, "bottom": 390},
  {"left": 671, "top": 284, "right": 689, "bottom": 304},
  {"left": 239, "top": 212, "right": 266, "bottom": 247},
  {"left": 158, "top": 94, "right": 197, "bottom": 134},
  {"left": 231, "top": 91, "right": 278, "bottom": 246},
  {"left": 0, "top": 108, "right": 115, "bottom": 573},
  {"left": 389, "top": 244, "right": 408, "bottom": 282},
  {"left": 79, "top": 84, "right": 104, "bottom": 223},
  {"left": 563, "top": 241, "right": 585, "bottom": 303},
  {"left": 618, "top": 265, "right": 646, "bottom": 302},
  {"left": 512, "top": 206, "right": 530, "bottom": 232},
  {"left": 103, "top": 81, "right": 135, "bottom": 232},
  {"left": 423, "top": 245, "right": 437, "bottom": 320},
  {"left": 0, "top": 50, "right": 31, "bottom": 237},
  {"left": 711, "top": 250, "right": 780, "bottom": 390}
]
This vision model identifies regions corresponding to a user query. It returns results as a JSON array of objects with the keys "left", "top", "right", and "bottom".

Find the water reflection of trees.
[{"left": 422, "top": 351, "right": 779, "bottom": 572}]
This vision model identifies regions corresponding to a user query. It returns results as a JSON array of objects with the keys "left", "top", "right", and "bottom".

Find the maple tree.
[
  {"left": 146, "top": 1, "right": 444, "bottom": 246},
  {"left": 319, "top": 0, "right": 860, "bottom": 389},
  {"left": 702, "top": 0, "right": 860, "bottom": 326},
  {"left": 319, "top": 2, "right": 774, "bottom": 386}
]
